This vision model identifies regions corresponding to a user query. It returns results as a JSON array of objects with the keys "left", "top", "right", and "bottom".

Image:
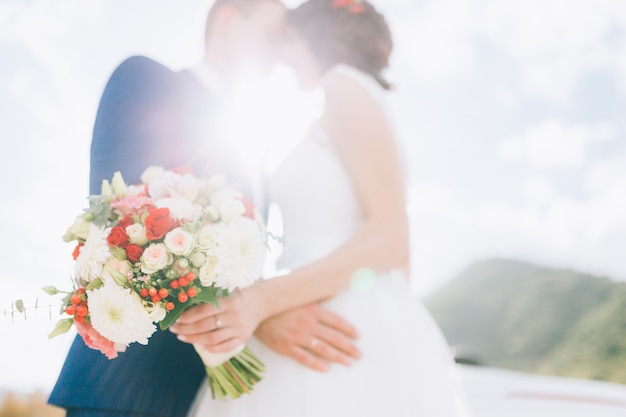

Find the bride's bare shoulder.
[{"left": 320, "top": 65, "right": 390, "bottom": 141}]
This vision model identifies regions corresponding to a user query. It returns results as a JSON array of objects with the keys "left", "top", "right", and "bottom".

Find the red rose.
[
  {"left": 107, "top": 225, "right": 129, "bottom": 247},
  {"left": 118, "top": 215, "right": 134, "bottom": 229},
  {"left": 125, "top": 244, "right": 145, "bottom": 263},
  {"left": 172, "top": 165, "right": 193, "bottom": 175},
  {"left": 72, "top": 242, "right": 84, "bottom": 260},
  {"left": 241, "top": 196, "right": 256, "bottom": 220},
  {"left": 144, "top": 207, "right": 178, "bottom": 240}
]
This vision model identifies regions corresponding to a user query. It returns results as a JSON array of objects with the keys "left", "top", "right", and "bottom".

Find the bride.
[{"left": 171, "top": 0, "right": 473, "bottom": 415}]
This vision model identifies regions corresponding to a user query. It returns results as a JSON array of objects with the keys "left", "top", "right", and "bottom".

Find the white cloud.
[
  {"left": 499, "top": 119, "right": 615, "bottom": 167},
  {"left": 478, "top": 0, "right": 626, "bottom": 102},
  {"left": 396, "top": 0, "right": 476, "bottom": 82}
]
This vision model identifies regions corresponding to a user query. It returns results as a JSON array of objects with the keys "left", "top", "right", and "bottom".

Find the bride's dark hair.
[{"left": 287, "top": 0, "right": 393, "bottom": 90}]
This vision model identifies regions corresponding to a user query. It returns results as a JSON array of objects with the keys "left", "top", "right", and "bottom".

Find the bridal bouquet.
[{"left": 46, "top": 166, "right": 266, "bottom": 400}]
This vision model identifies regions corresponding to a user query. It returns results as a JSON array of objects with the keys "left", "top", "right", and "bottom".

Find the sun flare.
[{"left": 222, "top": 65, "right": 323, "bottom": 176}]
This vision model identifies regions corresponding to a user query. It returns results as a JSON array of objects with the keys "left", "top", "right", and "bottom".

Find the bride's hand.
[
  {"left": 169, "top": 285, "right": 268, "bottom": 353},
  {"left": 255, "top": 304, "right": 361, "bottom": 372}
]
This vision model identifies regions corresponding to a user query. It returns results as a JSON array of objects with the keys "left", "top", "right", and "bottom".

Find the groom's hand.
[{"left": 255, "top": 304, "right": 361, "bottom": 372}]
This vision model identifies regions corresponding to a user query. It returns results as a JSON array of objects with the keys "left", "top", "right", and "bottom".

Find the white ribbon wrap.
[{"left": 193, "top": 343, "right": 245, "bottom": 368}]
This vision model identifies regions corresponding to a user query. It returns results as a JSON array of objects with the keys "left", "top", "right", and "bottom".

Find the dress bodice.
[
  {"left": 268, "top": 65, "right": 388, "bottom": 271},
  {"left": 269, "top": 123, "right": 363, "bottom": 270}
]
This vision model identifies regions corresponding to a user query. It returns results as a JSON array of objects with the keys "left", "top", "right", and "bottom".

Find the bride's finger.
[
  {"left": 202, "top": 337, "right": 244, "bottom": 354},
  {"left": 317, "top": 326, "right": 362, "bottom": 361},
  {"left": 175, "top": 327, "right": 235, "bottom": 347},
  {"left": 170, "top": 314, "right": 223, "bottom": 336},
  {"left": 316, "top": 306, "right": 359, "bottom": 339},
  {"left": 306, "top": 336, "right": 353, "bottom": 367},
  {"left": 291, "top": 346, "right": 330, "bottom": 373},
  {"left": 174, "top": 303, "right": 221, "bottom": 325}
]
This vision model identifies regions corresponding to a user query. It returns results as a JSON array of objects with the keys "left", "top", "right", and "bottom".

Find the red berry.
[
  {"left": 76, "top": 305, "right": 88, "bottom": 317},
  {"left": 139, "top": 288, "right": 149, "bottom": 298},
  {"left": 165, "top": 302, "right": 175, "bottom": 311},
  {"left": 77, "top": 288, "right": 86, "bottom": 294},
  {"left": 185, "top": 272, "right": 196, "bottom": 281},
  {"left": 170, "top": 280, "right": 179, "bottom": 289},
  {"left": 187, "top": 287, "right": 198, "bottom": 298},
  {"left": 70, "top": 294, "right": 82, "bottom": 305},
  {"left": 74, "top": 315, "right": 85, "bottom": 323},
  {"left": 148, "top": 288, "right": 158, "bottom": 297},
  {"left": 178, "top": 277, "right": 189, "bottom": 287},
  {"left": 158, "top": 288, "right": 169, "bottom": 298},
  {"left": 178, "top": 292, "right": 189, "bottom": 303},
  {"left": 65, "top": 305, "right": 76, "bottom": 316},
  {"left": 151, "top": 295, "right": 161, "bottom": 303}
]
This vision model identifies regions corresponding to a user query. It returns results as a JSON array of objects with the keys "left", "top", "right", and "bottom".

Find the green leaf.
[
  {"left": 15, "top": 299, "right": 25, "bottom": 313},
  {"left": 86, "top": 278, "right": 104, "bottom": 291},
  {"left": 42, "top": 286, "right": 59, "bottom": 296},
  {"left": 48, "top": 318, "right": 74, "bottom": 338},
  {"left": 158, "top": 288, "right": 221, "bottom": 330}
]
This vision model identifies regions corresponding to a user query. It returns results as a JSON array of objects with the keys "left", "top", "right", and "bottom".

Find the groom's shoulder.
[{"left": 107, "top": 55, "right": 176, "bottom": 89}]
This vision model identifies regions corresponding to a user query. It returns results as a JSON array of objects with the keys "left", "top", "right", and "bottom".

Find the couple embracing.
[{"left": 48, "top": 1, "right": 473, "bottom": 416}]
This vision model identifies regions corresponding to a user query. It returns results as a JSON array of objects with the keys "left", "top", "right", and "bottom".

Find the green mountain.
[{"left": 424, "top": 258, "right": 626, "bottom": 384}]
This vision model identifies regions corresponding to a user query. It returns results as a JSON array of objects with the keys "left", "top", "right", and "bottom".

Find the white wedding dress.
[{"left": 189, "top": 66, "right": 473, "bottom": 417}]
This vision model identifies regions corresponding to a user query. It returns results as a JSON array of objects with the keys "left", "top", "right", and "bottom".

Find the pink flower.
[
  {"left": 111, "top": 194, "right": 153, "bottom": 216},
  {"left": 75, "top": 320, "right": 126, "bottom": 359}
]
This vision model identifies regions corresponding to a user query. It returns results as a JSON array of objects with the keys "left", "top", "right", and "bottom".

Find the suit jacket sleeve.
[{"left": 49, "top": 56, "right": 206, "bottom": 417}]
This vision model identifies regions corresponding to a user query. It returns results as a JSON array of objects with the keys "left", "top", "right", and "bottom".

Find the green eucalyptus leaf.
[
  {"left": 15, "top": 299, "right": 25, "bottom": 313},
  {"left": 48, "top": 318, "right": 74, "bottom": 338},
  {"left": 42, "top": 286, "right": 59, "bottom": 296}
]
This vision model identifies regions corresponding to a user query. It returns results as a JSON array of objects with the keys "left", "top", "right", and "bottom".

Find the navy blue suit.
[{"left": 48, "top": 56, "right": 233, "bottom": 417}]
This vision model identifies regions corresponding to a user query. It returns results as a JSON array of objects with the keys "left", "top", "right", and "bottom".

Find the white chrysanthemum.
[
  {"left": 75, "top": 224, "right": 111, "bottom": 283},
  {"left": 211, "top": 217, "right": 266, "bottom": 292},
  {"left": 155, "top": 196, "right": 201, "bottom": 222},
  {"left": 87, "top": 283, "right": 156, "bottom": 346},
  {"left": 149, "top": 171, "right": 201, "bottom": 202},
  {"left": 210, "top": 187, "right": 243, "bottom": 209},
  {"left": 146, "top": 303, "right": 167, "bottom": 323},
  {"left": 140, "top": 166, "right": 166, "bottom": 184},
  {"left": 218, "top": 199, "right": 246, "bottom": 223}
]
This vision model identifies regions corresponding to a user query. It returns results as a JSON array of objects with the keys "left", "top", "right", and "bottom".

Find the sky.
[{"left": 1, "top": 0, "right": 625, "bottom": 393}]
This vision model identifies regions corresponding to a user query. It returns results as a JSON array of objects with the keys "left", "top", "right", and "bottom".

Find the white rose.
[
  {"left": 199, "top": 256, "right": 219, "bottom": 287},
  {"left": 189, "top": 251, "right": 206, "bottom": 268},
  {"left": 155, "top": 197, "right": 200, "bottom": 222},
  {"left": 102, "top": 258, "right": 132, "bottom": 283},
  {"left": 141, "top": 243, "right": 173, "bottom": 274},
  {"left": 64, "top": 213, "right": 92, "bottom": 241},
  {"left": 196, "top": 225, "right": 220, "bottom": 250},
  {"left": 126, "top": 223, "right": 148, "bottom": 246},
  {"left": 140, "top": 166, "right": 165, "bottom": 185},
  {"left": 163, "top": 228, "right": 194, "bottom": 256},
  {"left": 218, "top": 199, "right": 246, "bottom": 223}
]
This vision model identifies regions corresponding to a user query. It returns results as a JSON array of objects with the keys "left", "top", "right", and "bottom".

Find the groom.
[{"left": 48, "top": 1, "right": 360, "bottom": 416}]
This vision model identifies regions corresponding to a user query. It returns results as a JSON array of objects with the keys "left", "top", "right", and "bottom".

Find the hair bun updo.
[{"left": 287, "top": 0, "right": 394, "bottom": 90}]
